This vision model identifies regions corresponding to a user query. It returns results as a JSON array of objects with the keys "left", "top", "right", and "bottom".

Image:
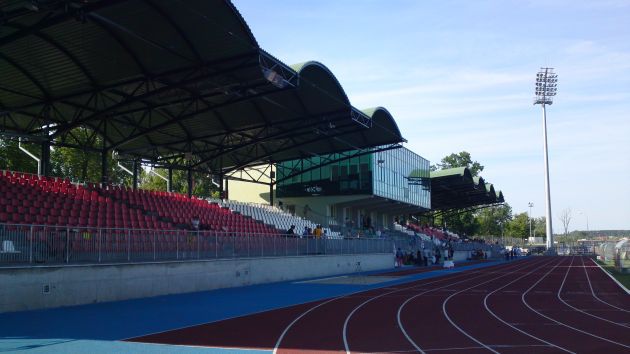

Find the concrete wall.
[{"left": 0, "top": 254, "right": 392, "bottom": 313}]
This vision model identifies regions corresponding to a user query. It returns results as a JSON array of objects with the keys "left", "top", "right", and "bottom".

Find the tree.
[
  {"left": 2, "top": 129, "right": 220, "bottom": 197},
  {"left": 506, "top": 212, "right": 529, "bottom": 239},
  {"left": 476, "top": 203, "right": 513, "bottom": 236},
  {"left": 139, "top": 168, "right": 219, "bottom": 198},
  {"left": 534, "top": 216, "right": 546, "bottom": 239},
  {"left": 50, "top": 128, "right": 130, "bottom": 185},
  {"left": 0, "top": 138, "right": 39, "bottom": 173},
  {"left": 431, "top": 151, "right": 484, "bottom": 177},
  {"left": 559, "top": 208, "right": 572, "bottom": 236},
  {"left": 439, "top": 209, "right": 480, "bottom": 236},
  {"left": 140, "top": 168, "right": 169, "bottom": 191}
]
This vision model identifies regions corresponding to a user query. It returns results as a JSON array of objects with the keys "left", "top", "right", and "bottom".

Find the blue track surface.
[{"left": 0, "top": 259, "right": 512, "bottom": 353}]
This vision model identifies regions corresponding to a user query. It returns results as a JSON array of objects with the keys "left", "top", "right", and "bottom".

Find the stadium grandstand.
[
  {"left": 1, "top": 0, "right": 503, "bottom": 311},
  {"left": 2, "top": 2, "right": 629, "bottom": 354}
]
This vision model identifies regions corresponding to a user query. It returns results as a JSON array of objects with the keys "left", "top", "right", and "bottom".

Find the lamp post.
[
  {"left": 534, "top": 68, "right": 557, "bottom": 251},
  {"left": 578, "top": 210, "right": 589, "bottom": 232},
  {"left": 528, "top": 202, "right": 534, "bottom": 240}
]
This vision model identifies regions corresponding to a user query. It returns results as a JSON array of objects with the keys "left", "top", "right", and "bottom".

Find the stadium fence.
[{"left": 0, "top": 223, "right": 392, "bottom": 266}]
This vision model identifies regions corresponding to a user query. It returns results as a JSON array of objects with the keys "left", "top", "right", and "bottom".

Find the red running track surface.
[{"left": 128, "top": 256, "right": 630, "bottom": 353}]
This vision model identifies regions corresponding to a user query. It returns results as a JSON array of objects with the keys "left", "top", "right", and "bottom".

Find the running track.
[{"left": 129, "top": 256, "right": 630, "bottom": 353}]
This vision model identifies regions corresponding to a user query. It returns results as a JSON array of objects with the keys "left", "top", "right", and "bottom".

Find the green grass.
[{"left": 596, "top": 260, "right": 630, "bottom": 290}]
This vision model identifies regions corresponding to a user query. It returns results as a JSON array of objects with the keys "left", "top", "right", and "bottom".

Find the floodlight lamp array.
[{"left": 534, "top": 69, "right": 558, "bottom": 98}]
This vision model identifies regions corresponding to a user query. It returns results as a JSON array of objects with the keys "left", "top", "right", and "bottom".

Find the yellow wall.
[{"left": 226, "top": 166, "right": 274, "bottom": 205}]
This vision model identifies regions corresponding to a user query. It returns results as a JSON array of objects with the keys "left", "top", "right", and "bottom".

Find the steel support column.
[
  {"left": 269, "top": 168, "right": 274, "bottom": 206},
  {"left": 101, "top": 149, "right": 109, "bottom": 187},
  {"left": 218, "top": 173, "right": 224, "bottom": 199},
  {"left": 132, "top": 160, "right": 139, "bottom": 190},
  {"left": 168, "top": 168, "right": 173, "bottom": 193},
  {"left": 187, "top": 168, "right": 193, "bottom": 198},
  {"left": 224, "top": 177, "right": 229, "bottom": 200},
  {"left": 40, "top": 140, "right": 50, "bottom": 177}
]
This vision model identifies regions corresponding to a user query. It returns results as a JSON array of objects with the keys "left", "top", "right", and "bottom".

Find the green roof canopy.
[{"left": 430, "top": 167, "right": 504, "bottom": 211}]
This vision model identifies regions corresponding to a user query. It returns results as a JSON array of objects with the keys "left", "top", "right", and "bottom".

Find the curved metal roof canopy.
[
  {"left": 0, "top": 0, "right": 404, "bottom": 174},
  {"left": 430, "top": 167, "right": 504, "bottom": 211}
]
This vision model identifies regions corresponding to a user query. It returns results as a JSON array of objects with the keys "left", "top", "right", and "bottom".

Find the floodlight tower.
[
  {"left": 534, "top": 68, "right": 558, "bottom": 251},
  {"left": 528, "top": 202, "right": 534, "bottom": 240}
]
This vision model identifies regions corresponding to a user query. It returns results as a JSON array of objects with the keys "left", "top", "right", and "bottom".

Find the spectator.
[
  {"left": 407, "top": 251, "right": 416, "bottom": 265},
  {"left": 191, "top": 216, "right": 200, "bottom": 231},
  {"left": 314, "top": 225, "right": 323, "bottom": 238},
  {"left": 395, "top": 248, "right": 403, "bottom": 267},
  {"left": 286, "top": 225, "right": 295, "bottom": 235},
  {"left": 416, "top": 250, "right": 423, "bottom": 266},
  {"left": 302, "top": 226, "right": 310, "bottom": 237}
]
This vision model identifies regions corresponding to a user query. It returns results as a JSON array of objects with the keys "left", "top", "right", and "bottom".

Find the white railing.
[{"left": 0, "top": 223, "right": 393, "bottom": 266}]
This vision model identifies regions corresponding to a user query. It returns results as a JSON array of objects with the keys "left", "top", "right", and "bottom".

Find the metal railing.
[{"left": 0, "top": 223, "right": 393, "bottom": 266}]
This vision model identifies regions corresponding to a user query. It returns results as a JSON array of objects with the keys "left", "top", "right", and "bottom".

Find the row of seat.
[
  {"left": 0, "top": 170, "right": 280, "bottom": 235},
  {"left": 100, "top": 187, "right": 279, "bottom": 234},
  {"left": 406, "top": 223, "right": 459, "bottom": 240},
  {"left": 214, "top": 199, "right": 342, "bottom": 238}
]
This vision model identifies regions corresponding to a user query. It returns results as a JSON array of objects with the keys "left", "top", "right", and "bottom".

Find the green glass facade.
[
  {"left": 372, "top": 147, "right": 430, "bottom": 208},
  {"left": 276, "top": 153, "right": 373, "bottom": 197},
  {"left": 276, "top": 147, "right": 430, "bottom": 209}
]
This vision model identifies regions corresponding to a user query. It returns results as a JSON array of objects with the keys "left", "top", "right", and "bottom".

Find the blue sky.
[{"left": 234, "top": 0, "right": 630, "bottom": 231}]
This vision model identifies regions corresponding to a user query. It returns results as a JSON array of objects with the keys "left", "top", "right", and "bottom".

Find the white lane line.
[
  {"left": 483, "top": 257, "right": 574, "bottom": 353},
  {"left": 585, "top": 257, "right": 630, "bottom": 307},
  {"left": 425, "top": 344, "right": 555, "bottom": 352},
  {"left": 342, "top": 269, "right": 491, "bottom": 354},
  {"left": 522, "top": 256, "right": 630, "bottom": 350},
  {"left": 440, "top": 258, "right": 552, "bottom": 354},
  {"left": 274, "top": 261, "right": 511, "bottom": 353},
  {"left": 554, "top": 256, "right": 630, "bottom": 327},
  {"left": 396, "top": 258, "right": 546, "bottom": 354},
  {"left": 342, "top": 259, "right": 539, "bottom": 354},
  {"left": 272, "top": 296, "right": 340, "bottom": 354},
  {"left": 360, "top": 343, "right": 555, "bottom": 353}
]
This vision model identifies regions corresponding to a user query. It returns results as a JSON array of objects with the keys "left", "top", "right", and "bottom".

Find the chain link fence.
[{"left": 0, "top": 223, "right": 393, "bottom": 266}]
